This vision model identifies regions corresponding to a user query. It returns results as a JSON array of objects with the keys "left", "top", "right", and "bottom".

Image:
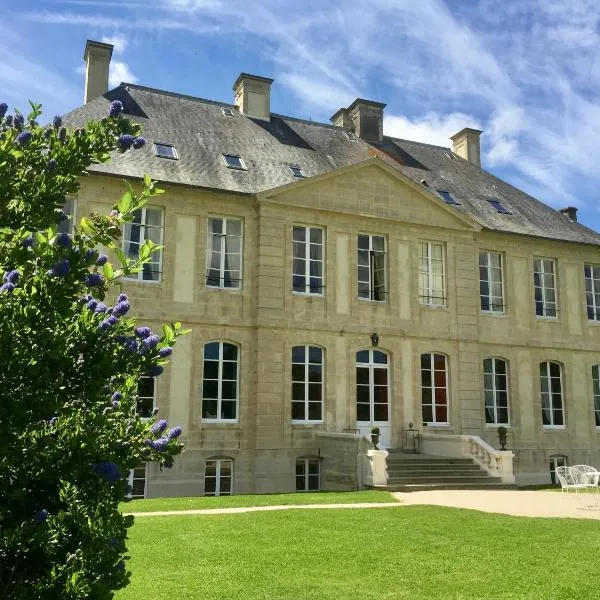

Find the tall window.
[
  {"left": 292, "top": 226, "right": 324, "bottom": 295},
  {"left": 123, "top": 207, "right": 163, "bottom": 282},
  {"left": 357, "top": 234, "right": 386, "bottom": 301},
  {"left": 483, "top": 358, "right": 509, "bottom": 425},
  {"left": 296, "top": 458, "right": 320, "bottom": 492},
  {"left": 592, "top": 365, "right": 600, "bottom": 427},
  {"left": 540, "top": 362, "right": 564, "bottom": 427},
  {"left": 127, "top": 464, "right": 147, "bottom": 499},
  {"left": 202, "top": 342, "right": 239, "bottom": 422},
  {"left": 206, "top": 217, "right": 243, "bottom": 289},
  {"left": 584, "top": 264, "right": 600, "bottom": 321},
  {"left": 291, "top": 346, "right": 323, "bottom": 422},
  {"left": 137, "top": 376, "right": 156, "bottom": 419},
  {"left": 549, "top": 455, "right": 567, "bottom": 484},
  {"left": 205, "top": 459, "right": 233, "bottom": 496},
  {"left": 534, "top": 258, "right": 557, "bottom": 318},
  {"left": 479, "top": 252, "right": 504, "bottom": 312},
  {"left": 421, "top": 353, "right": 449, "bottom": 425},
  {"left": 419, "top": 242, "right": 446, "bottom": 306},
  {"left": 58, "top": 197, "right": 76, "bottom": 235},
  {"left": 356, "top": 350, "right": 389, "bottom": 423}
]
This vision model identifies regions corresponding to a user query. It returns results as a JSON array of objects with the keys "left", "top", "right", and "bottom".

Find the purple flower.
[
  {"left": 22, "top": 235, "right": 34, "bottom": 248},
  {"left": 98, "top": 320, "right": 112, "bottom": 331},
  {"left": 53, "top": 115, "right": 63, "bottom": 128},
  {"left": 110, "top": 209, "right": 119, "bottom": 217},
  {"left": 58, "top": 127, "right": 66, "bottom": 143},
  {"left": 3, "top": 270, "right": 20, "bottom": 284},
  {"left": 158, "top": 347, "right": 173, "bottom": 358},
  {"left": 132, "top": 137, "right": 145, "bottom": 149},
  {"left": 149, "top": 365, "right": 164, "bottom": 377},
  {"left": 92, "top": 461, "right": 121, "bottom": 482},
  {"left": 113, "top": 300, "right": 130, "bottom": 316},
  {"left": 142, "top": 334, "right": 160, "bottom": 350},
  {"left": 108, "top": 100, "right": 124, "bottom": 118},
  {"left": 85, "top": 249, "right": 97, "bottom": 263},
  {"left": 96, "top": 254, "right": 108, "bottom": 266},
  {"left": 94, "top": 302, "right": 107, "bottom": 314},
  {"left": 112, "top": 392, "right": 122, "bottom": 403},
  {"left": 35, "top": 509, "right": 49, "bottom": 523},
  {"left": 55, "top": 232, "right": 71, "bottom": 249},
  {"left": 16, "top": 131, "right": 32, "bottom": 145},
  {"left": 117, "top": 293, "right": 128, "bottom": 302},
  {"left": 4, "top": 115, "right": 13, "bottom": 126},
  {"left": 0, "top": 103, "right": 7, "bottom": 118},
  {"left": 151, "top": 419, "right": 167, "bottom": 435},
  {"left": 168, "top": 426, "right": 182, "bottom": 439},
  {"left": 85, "top": 273, "right": 105, "bottom": 287},
  {"left": 151, "top": 437, "right": 168, "bottom": 452},
  {"left": 49, "top": 259, "right": 70, "bottom": 277},
  {"left": 13, "top": 114, "right": 24, "bottom": 128},
  {"left": 49, "top": 417, "right": 58, "bottom": 426},
  {"left": 112, "top": 400, "right": 119, "bottom": 408},
  {"left": 0, "top": 282, "right": 15, "bottom": 294},
  {"left": 135, "top": 326, "right": 151, "bottom": 339},
  {"left": 46, "top": 159, "right": 58, "bottom": 172},
  {"left": 117, "top": 134, "right": 135, "bottom": 151},
  {"left": 86, "top": 298, "right": 98, "bottom": 311},
  {"left": 107, "top": 315, "right": 118, "bottom": 326}
]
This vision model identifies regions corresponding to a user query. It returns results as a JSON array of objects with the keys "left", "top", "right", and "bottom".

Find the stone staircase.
[{"left": 383, "top": 453, "right": 517, "bottom": 491}]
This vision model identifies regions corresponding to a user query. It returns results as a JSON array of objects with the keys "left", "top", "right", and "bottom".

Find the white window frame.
[
  {"left": 421, "top": 353, "right": 449, "bottom": 426},
  {"left": 291, "top": 346, "right": 324, "bottom": 424},
  {"left": 549, "top": 455, "right": 567, "bottom": 484},
  {"left": 221, "top": 107, "right": 235, "bottom": 117},
  {"left": 206, "top": 217, "right": 243, "bottom": 290},
  {"left": 357, "top": 234, "right": 387, "bottom": 302},
  {"left": 288, "top": 164, "right": 305, "bottom": 178},
  {"left": 57, "top": 197, "right": 76, "bottom": 235},
  {"left": 222, "top": 154, "right": 247, "bottom": 170},
  {"left": 201, "top": 341, "right": 239, "bottom": 423},
  {"left": 127, "top": 463, "right": 148, "bottom": 499},
  {"left": 295, "top": 458, "right": 320, "bottom": 492},
  {"left": 204, "top": 458, "right": 233, "bottom": 496},
  {"left": 418, "top": 242, "right": 446, "bottom": 307},
  {"left": 483, "top": 358, "right": 510, "bottom": 426},
  {"left": 123, "top": 206, "right": 164, "bottom": 283},
  {"left": 153, "top": 142, "right": 178, "bottom": 160},
  {"left": 585, "top": 264, "right": 600, "bottom": 322},
  {"left": 479, "top": 251, "right": 505, "bottom": 313},
  {"left": 540, "top": 361, "right": 565, "bottom": 429},
  {"left": 292, "top": 225, "right": 324, "bottom": 296},
  {"left": 136, "top": 376, "right": 156, "bottom": 421},
  {"left": 356, "top": 349, "right": 390, "bottom": 425},
  {"left": 592, "top": 365, "right": 600, "bottom": 428},
  {"left": 534, "top": 258, "right": 557, "bottom": 318}
]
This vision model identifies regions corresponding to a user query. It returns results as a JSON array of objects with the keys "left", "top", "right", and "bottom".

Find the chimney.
[
  {"left": 558, "top": 206, "right": 578, "bottom": 222},
  {"left": 233, "top": 73, "right": 274, "bottom": 121},
  {"left": 344, "top": 98, "right": 386, "bottom": 144},
  {"left": 450, "top": 127, "right": 483, "bottom": 167},
  {"left": 84, "top": 40, "right": 113, "bottom": 104},
  {"left": 330, "top": 107, "right": 352, "bottom": 129}
]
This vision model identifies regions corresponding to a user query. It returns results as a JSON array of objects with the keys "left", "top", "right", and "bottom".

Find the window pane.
[
  {"left": 308, "top": 402, "right": 322, "bottom": 421},
  {"left": 204, "top": 342, "right": 220, "bottom": 360},
  {"left": 202, "top": 399, "right": 218, "bottom": 419},
  {"left": 222, "top": 344, "right": 238, "bottom": 362},
  {"left": 221, "top": 400, "right": 237, "bottom": 420}
]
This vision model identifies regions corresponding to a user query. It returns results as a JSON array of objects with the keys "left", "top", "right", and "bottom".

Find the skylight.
[
  {"left": 437, "top": 190, "right": 460, "bottom": 205},
  {"left": 222, "top": 154, "right": 247, "bottom": 170},
  {"left": 153, "top": 142, "right": 177, "bottom": 160},
  {"left": 221, "top": 107, "right": 235, "bottom": 117},
  {"left": 344, "top": 131, "right": 359, "bottom": 141},
  {"left": 288, "top": 164, "right": 305, "bottom": 178},
  {"left": 487, "top": 198, "right": 511, "bottom": 214}
]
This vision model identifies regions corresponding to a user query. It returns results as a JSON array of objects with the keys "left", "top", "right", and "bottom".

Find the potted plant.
[
  {"left": 370, "top": 426, "right": 380, "bottom": 449},
  {"left": 497, "top": 426, "right": 508, "bottom": 451}
]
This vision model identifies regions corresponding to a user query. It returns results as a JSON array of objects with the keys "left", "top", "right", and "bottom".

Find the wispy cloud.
[{"left": 101, "top": 34, "right": 128, "bottom": 54}]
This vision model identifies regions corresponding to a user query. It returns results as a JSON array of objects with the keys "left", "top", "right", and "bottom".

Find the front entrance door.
[{"left": 356, "top": 349, "right": 391, "bottom": 448}]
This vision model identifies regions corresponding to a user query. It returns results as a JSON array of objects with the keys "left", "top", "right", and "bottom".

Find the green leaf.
[
  {"left": 102, "top": 262, "right": 114, "bottom": 280},
  {"left": 79, "top": 217, "right": 96, "bottom": 236},
  {"left": 162, "top": 324, "right": 174, "bottom": 343},
  {"left": 118, "top": 191, "right": 132, "bottom": 214},
  {"left": 114, "top": 248, "right": 127, "bottom": 266}
]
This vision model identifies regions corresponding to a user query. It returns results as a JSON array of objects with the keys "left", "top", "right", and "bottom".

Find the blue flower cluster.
[
  {"left": 85, "top": 273, "right": 105, "bottom": 287},
  {"left": 96, "top": 254, "right": 108, "bottom": 266},
  {"left": 108, "top": 100, "right": 123, "bottom": 118},
  {"left": 55, "top": 232, "right": 72, "bottom": 249},
  {"left": 53, "top": 115, "right": 63, "bottom": 129},
  {"left": 0, "top": 103, "right": 7, "bottom": 118},
  {"left": 89, "top": 293, "right": 131, "bottom": 331},
  {"left": 1, "top": 269, "right": 19, "bottom": 294},
  {"left": 46, "top": 159, "right": 58, "bottom": 172},
  {"left": 47, "top": 258, "right": 70, "bottom": 277},
  {"left": 13, "top": 114, "right": 24, "bottom": 129},
  {"left": 146, "top": 420, "right": 183, "bottom": 454},
  {"left": 151, "top": 419, "right": 167, "bottom": 435},
  {"left": 16, "top": 131, "right": 32, "bottom": 146},
  {"left": 92, "top": 461, "right": 121, "bottom": 482},
  {"left": 35, "top": 509, "right": 49, "bottom": 523},
  {"left": 22, "top": 235, "right": 34, "bottom": 248}
]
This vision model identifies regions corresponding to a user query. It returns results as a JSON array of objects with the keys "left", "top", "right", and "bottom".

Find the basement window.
[
  {"left": 344, "top": 131, "right": 359, "bottom": 141},
  {"left": 153, "top": 142, "right": 178, "bottom": 160},
  {"left": 437, "top": 190, "right": 460, "bottom": 205},
  {"left": 221, "top": 107, "right": 235, "bottom": 117},
  {"left": 487, "top": 198, "right": 511, "bottom": 214},
  {"left": 288, "top": 164, "right": 305, "bottom": 178},
  {"left": 222, "top": 154, "right": 247, "bottom": 170}
]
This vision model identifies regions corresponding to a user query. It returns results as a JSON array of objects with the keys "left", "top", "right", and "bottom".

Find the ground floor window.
[
  {"left": 205, "top": 458, "right": 233, "bottom": 496},
  {"left": 127, "top": 463, "right": 147, "bottom": 498},
  {"left": 549, "top": 455, "right": 567, "bottom": 484},
  {"left": 296, "top": 458, "right": 320, "bottom": 492}
]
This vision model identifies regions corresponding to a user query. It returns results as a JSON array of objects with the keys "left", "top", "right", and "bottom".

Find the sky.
[{"left": 3, "top": 0, "right": 600, "bottom": 232}]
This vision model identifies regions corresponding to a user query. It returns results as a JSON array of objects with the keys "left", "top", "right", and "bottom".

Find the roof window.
[
  {"left": 222, "top": 154, "right": 247, "bottom": 170},
  {"left": 437, "top": 190, "right": 460, "bottom": 205},
  {"left": 153, "top": 142, "right": 177, "bottom": 160},
  {"left": 487, "top": 198, "right": 511, "bottom": 214},
  {"left": 288, "top": 164, "right": 305, "bottom": 178},
  {"left": 221, "top": 107, "right": 235, "bottom": 117},
  {"left": 344, "top": 131, "right": 359, "bottom": 141}
]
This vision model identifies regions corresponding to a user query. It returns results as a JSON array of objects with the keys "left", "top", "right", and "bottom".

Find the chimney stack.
[
  {"left": 331, "top": 98, "right": 386, "bottom": 144},
  {"left": 84, "top": 40, "right": 113, "bottom": 104},
  {"left": 450, "top": 128, "right": 482, "bottom": 167},
  {"left": 233, "top": 73, "right": 273, "bottom": 121},
  {"left": 558, "top": 206, "right": 578, "bottom": 222},
  {"left": 330, "top": 107, "right": 352, "bottom": 129}
]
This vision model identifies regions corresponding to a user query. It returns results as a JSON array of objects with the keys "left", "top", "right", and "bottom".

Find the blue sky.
[{"left": 4, "top": 0, "right": 600, "bottom": 232}]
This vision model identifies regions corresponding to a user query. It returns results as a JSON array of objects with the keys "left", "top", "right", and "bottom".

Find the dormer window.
[
  {"left": 487, "top": 198, "right": 511, "bottom": 214},
  {"left": 153, "top": 142, "right": 177, "bottom": 160},
  {"left": 344, "top": 131, "right": 359, "bottom": 141},
  {"left": 289, "top": 165, "right": 305, "bottom": 178},
  {"left": 221, "top": 107, "right": 235, "bottom": 117},
  {"left": 222, "top": 154, "right": 247, "bottom": 170},
  {"left": 437, "top": 190, "right": 460, "bottom": 205}
]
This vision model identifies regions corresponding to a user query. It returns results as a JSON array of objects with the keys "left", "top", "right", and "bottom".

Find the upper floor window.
[
  {"left": 592, "top": 365, "right": 600, "bottom": 427},
  {"left": 206, "top": 217, "right": 242, "bottom": 289},
  {"left": 479, "top": 251, "right": 504, "bottom": 313},
  {"left": 153, "top": 142, "right": 178, "bottom": 160},
  {"left": 436, "top": 190, "right": 460, "bottom": 206},
  {"left": 421, "top": 353, "right": 448, "bottom": 425},
  {"left": 202, "top": 341, "right": 239, "bottom": 422},
  {"left": 419, "top": 242, "right": 446, "bottom": 306},
  {"left": 57, "top": 197, "right": 76, "bottom": 235},
  {"left": 483, "top": 358, "right": 509, "bottom": 425},
  {"left": 205, "top": 458, "right": 233, "bottom": 496},
  {"left": 136, "top": 376, "right": 156, "bottom": 419},
  {"left": 292, "top": 226, "right": 323, "bottom": 295},
  {"left": 296, "top": 458, "right": 320, "bottom": 492},
  {"left": 291, "top": 346, "right": 323, "bottom": 423},
  {"left": 358, "top": 234, "right": 386, "bottom": 302},
  {"left": 534, "top": 258, "right": 557, "bottom": 318},
  {"left": 584, "top": 264, "right": 600, "bottom": 321},
  {"left": 540, "top": 361, "right": 564, "bottom": 428},
  {"left": 289, "top": 165, "right": 305, "bottom": 178},
  {"left": 222, "top": 154, "right": 246, "bottom": 170},
  {"left": 123, "top": 207, "right": 163, "bottom": 282}
]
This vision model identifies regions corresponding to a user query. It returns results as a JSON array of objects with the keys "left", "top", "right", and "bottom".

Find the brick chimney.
[
  {"left": 558, "top": 206, "right": 578, "bottom": 222},
  {"left": 344, "top": 98, "right": 386, "bottom": 144},
  {"left": 450, "top": 127, "right": 483, "bottom": 167},
  {"left": 84, "top": 40, "right": 113, "bottom": 104},
  {"left": 233, "top": 73, "right": 273, "bottom": 121}
]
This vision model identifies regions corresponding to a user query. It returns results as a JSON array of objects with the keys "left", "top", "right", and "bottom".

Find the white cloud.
[
  {"left": 101, "top": 34, "right": 128, "bottom": 54},
  {"left": 109, "top": 61, "right": 138, "bottom": 87}
]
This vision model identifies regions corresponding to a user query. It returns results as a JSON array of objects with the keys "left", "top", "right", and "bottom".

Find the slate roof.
[{"left": 63, "top": 83, "right": 600, "bottom": 246}]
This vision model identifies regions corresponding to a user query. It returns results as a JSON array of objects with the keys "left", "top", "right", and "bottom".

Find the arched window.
[
  {"left": 483, "top": 358, "right": 509, "bottom": 425},
  {"left": 592, "top": 365, "right": 600, "bottom": 427},
  {"left": 421, "top": 353, "right": 449, "bottom": 425},
  {"left": 205, "top": 457, "right": 233, "bottom": 496},
  {"left": 540, "top": 362, "right": 564, "bottom": 427},
  {"left": 296, "top": 457, "right": 320, "bottom": 492},
  {"left": 291, "top": 346, "right": 324, "bottom": 422},
  {"left": 202, "top": 341, "right": 239, "bottom": 422}
]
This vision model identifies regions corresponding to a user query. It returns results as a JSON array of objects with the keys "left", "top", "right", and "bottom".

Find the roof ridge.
[
  {"left": 119, "top": 82, "right": 237, "bottom": 109},
  {"left": 384, "top": 135, "right": 452, "bottom": 152}
]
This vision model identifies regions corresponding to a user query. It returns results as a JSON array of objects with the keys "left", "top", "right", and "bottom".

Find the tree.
[{"left": 0, "top": 100, "right": 186, "bottom": 599}]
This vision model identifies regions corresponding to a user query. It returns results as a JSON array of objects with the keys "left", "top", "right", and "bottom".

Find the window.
[
  {"left": 534, "top": 258, "right": 557, "bottom": 318},
  {"left": 421, "top": 353, "right": 449, "bottom": 425},
  {"left": 419, "top": 242, "right": 446, "bottom": 306},
  {"left": 136, "top": 376, "right": 156, "bottom": 419},
  {"left": 292, "top": 226, "right": 324, "bottom": 295},
  {"left": 358, "top": 234, "right": 386, "bottom": 301},
  {"left": 205, "top": 459, "right": 233, "bottom": 496},
  {"left": 222, "top": 154, "right": 246, "bottom": 170},
  {"left": 291, "top": 346, "right": 323, "bottom": 422},
  {"left": 127, "top": 464, "right": 147, "bottom": 498},
  {"left": 584, "top": 264, "right": 600, "bottom": 321},
  {"left": 483, "top": 358, "right": 509, "bottom": 425},
  {"left": 592, "top": 365, "right": 600, "bottom": 427},
  {"left": 549, "top": 455, "right": 567, "bottom": 484},
  {"left": 206, "top": 217, "right": 243, "bottom": 289},
  {"left": 289, "top": 164, "right": 305, "bottom": 178},
  {"left": 479, "top": 251, "right": 505, "bottom": 312},
  {"left": 487, "top": 198, "right": 511, "bottom": 214},
  {"left": 202, "top": 342, "right": 239, "bottom": 422},
  {"left": 540, "top": 362, "right": 565, "bottom": 427},
  {"left": 153, "top": 142, "right": 177, "bottom": 159},
  {"left": 296, "top": 458, "right": 320, "bottom": 491},
  {"left": 221, "top": 107, "right": 235, "bottom": 117},
  {"left": 57, "top": 197, "right": 76, "bottom": 235},
  {"left": 123, "top": 207, "right": 163, "bottom": 282},
  {"left": 436, "top": 190, "right": 460, "bottom": 205},
  {"left": 356, "top": 350, "right": 389, "bottom": 424}
]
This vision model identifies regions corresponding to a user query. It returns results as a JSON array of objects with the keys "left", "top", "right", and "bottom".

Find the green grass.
[
  {"left": 120, "top": 490, "right": 398, "bottom": 513},
  {"left": 117, "top": 505, "right": 600, "bottom": 599}
]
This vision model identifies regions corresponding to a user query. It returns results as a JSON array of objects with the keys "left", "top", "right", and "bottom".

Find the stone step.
[
  {"left": 388, "top": 475, "right": 500, "bottom": 484},
  {"left": 387, "top": 468, "right": 486, "bottom": 477},
  {"left": 382, "top": 482, "right": 518, "bottom": 492},
  {"left": 387, "top": 464, "right": 483, "bottom": 472},
  {"left": 386, "top": 457, "right": 475, "bottom": 465}
]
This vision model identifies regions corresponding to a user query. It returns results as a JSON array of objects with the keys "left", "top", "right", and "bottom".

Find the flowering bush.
[{"left": 0, "top": 101, "right": 185, "bottom": 599}]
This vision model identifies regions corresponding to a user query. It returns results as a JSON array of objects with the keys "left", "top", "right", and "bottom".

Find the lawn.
[
  {"left": 117, "top": 505, "right": 600, "bottom": 600},
  {"left": 120, "top": 490, "right": 397, "bottom": 512}
]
